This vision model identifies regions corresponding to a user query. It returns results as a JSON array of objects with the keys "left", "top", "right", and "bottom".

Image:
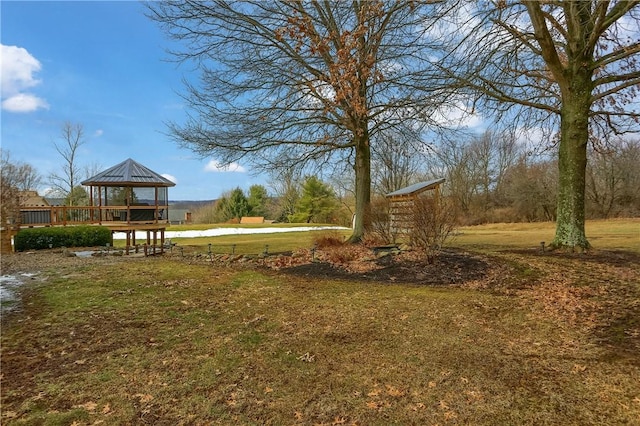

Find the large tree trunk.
[
  {"left": 552, "top": 73, "right": 591, "bottom": 251},
  {"left": 348, "top": 134, "right": 371, "bottom": 243}
]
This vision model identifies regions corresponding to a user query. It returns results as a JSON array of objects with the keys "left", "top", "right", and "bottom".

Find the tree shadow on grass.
[{"left": 505, "top": 248, "right": 640, "bottom": 366}]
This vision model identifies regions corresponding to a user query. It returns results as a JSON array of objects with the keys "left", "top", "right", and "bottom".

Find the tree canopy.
[
  {"left": 149, "top": 0, "right": 639, "bottom": 248},
  {"left": 433, "top": 0, "right": 640, "bottom": 248},
  {"left": 147, "top": 0, "right": 452, "bottom": 242}
]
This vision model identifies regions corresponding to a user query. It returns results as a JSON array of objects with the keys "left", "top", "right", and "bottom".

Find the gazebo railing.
[{"left": 19, "top": 205, "right": 169, "bottom": 227}]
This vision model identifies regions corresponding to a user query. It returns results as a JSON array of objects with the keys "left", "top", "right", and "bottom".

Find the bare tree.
[
  {"left": 502, "top": 156, "right": 558, "bottom": 222},
  {"left": 268, "top": 167, "right": 302, "bottom": 223},
  {"left": 432, "top": 130, "right": 519, "bottom": 222},
  {"left": 435, "top": 1, "right": 640, "bottom": 249},
  {"left": 1, "top": 150, "right": 42, "bottom": 227},
  {"left": 372, "top": 129, "right": 428, "bottom": 195},
  {"left": 49, "top": 122, "right": 87, "bottom": 206},
  {"left": 586, "top": 138, "right": 640, "bottom": 218},
  {"left": 147, "top": 0, "right": 453, "bottom": 242},
  {"left": 434, "top": 136, "right": 477, "bottom": 216}
]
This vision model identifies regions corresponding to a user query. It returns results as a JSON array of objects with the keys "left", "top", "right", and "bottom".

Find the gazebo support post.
[
  {"left": 151, "top": 231, "right": 156, "bottom": 255},
  {"left": 125, "top": 230, "right": 131, "bottom": 255}
]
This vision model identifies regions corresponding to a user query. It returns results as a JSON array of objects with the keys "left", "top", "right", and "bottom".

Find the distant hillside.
[{"left": 169, "top": 200, "right": 217, "bottom": 210}]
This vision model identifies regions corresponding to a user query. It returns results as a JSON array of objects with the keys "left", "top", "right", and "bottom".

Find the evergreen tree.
[
  {"left": 65, "top": 185, "right": 90, "bottom": 207},
  {"left": 213, "top": 196, "right": 230, "bottom": 223},
  {"left": 247, "top": 184, "right": 268, "bottom": 217},
  {"left": 226, "top": 187, "right": 250, "bottom": 220},
  {"left": 291, "top": 176, "right": 338, "bottom": 223}
]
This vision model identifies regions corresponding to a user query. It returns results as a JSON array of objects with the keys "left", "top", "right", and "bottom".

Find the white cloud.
[
  {"left": 1, "top": 44, "right": 48, "bottom": 112},
  {"left": 204, "top": 160, "right": 246, "bottom": 173},
  {"left": 162, "top": 173, "right": 178, "bottom": 184},
  {"left": 2, "top": 93, "right": 49, "bottom": 112},
  {"left": 432, "top": 101, "right": 484, "bottom": 129},
  {"left": 94, "top": 129, "right": 104, "bottom": 138}
]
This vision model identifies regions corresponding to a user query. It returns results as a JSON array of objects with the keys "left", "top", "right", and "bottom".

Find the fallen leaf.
[
  {"left": 385, "top": 385, "right": 405, "bottom": 397},
  {"left": 75, "top": 401, "right": 97, "bottom": 411},
  {"left": 366, "top": 401, "right": 380, "bottom": 409},
  {"left": 572, "top": 364, "right": 587, "bottom": 373},
  {"left": 102, "top": 403, "right": 111, "bottom": 414},
  {"left": 444, "top": 410, "right": 458, "bottom": 420},
  {"left": 297, "top": 352, "right": 315, "bottom": 362},
  {"left": 134, "top": 394, "right": 154, "bottom": 404},
  {"left": 264, "top": 386, "right": 274, "bottom": 393}
]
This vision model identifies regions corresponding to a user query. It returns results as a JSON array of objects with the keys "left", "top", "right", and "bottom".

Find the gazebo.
[{"left": 81, "top": 158, "right": 175, "bottom": 253}]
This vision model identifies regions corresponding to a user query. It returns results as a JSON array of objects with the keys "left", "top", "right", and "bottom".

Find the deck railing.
[{"left": 18, "top": 205, "right": 169, "bottom": 227}]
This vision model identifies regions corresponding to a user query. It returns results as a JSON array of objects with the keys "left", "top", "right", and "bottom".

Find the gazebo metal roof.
[
  {"left": 81, "top": 158, "right": 176, "bottom": 187},
  {"left": 385, "top": 178, "right": 445, "bottom": 198}
]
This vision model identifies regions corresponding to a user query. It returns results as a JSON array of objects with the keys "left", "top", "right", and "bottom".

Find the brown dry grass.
[{"left": 1, "top": 221, "right": 639, "bottom": 425}]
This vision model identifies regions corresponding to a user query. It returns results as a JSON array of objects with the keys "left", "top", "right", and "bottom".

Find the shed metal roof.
[
  {"left": 81, "top": 158, "right": 176, "bottom": 187},
  {"left": 385, "top": 178, "right": 445, "bottom": 198}
]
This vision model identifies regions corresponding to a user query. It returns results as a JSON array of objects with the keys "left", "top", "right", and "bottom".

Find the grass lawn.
[
  {"left": 456, "top": 218, "right": 640, "bottom": 252},
  {"left": 112, "top": 224, "right": 352, "bottom": 255},
  {"left": 2, "top": 220, "right": 639, "bottom": 425}
]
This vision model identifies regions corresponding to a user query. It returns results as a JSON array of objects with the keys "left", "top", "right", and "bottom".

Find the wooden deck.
[
  {"left": 18, "top": 205, "right": 169, "bottom": 227},
  {"left": 16, "top": 205, "right": 170, "bottom": 255}
]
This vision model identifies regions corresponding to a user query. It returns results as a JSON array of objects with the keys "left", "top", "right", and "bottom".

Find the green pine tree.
[{"left": 291, "top": 176, "right": 338, "bottom": 223}]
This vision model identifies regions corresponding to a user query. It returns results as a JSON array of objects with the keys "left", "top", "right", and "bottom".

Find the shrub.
[
  {"left": 366, "top": 197, "right": 397, "bottom": 244},
  {"left": 313, "top": 231, "right": 345, "bottom": 248},
  {"left": 14, "top": 226, "right": 112, "bottom": 251},
  {"left": 322, "top": 245, "right": 359, "bottom": 264},
  {"left": 410, "top": 196, "right": 457, "bottom": 263}
]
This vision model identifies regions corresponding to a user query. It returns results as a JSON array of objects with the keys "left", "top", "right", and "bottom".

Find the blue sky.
[{"left": 1, "top": 1, "right": 262, "bottom": 201}]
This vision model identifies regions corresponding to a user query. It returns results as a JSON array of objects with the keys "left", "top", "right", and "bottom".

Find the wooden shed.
[{"left": 385, "top": 178, "right": 445, "bottom": 240}]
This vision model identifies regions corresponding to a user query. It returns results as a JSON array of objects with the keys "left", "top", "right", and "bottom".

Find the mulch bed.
[{"left": 281, "top": 249, "right": 490, "bottom": 285}]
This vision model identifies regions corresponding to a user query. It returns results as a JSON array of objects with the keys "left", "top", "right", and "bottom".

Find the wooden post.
[{"left": 152, "top": 230, "right": 158, "bottom": 255}]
